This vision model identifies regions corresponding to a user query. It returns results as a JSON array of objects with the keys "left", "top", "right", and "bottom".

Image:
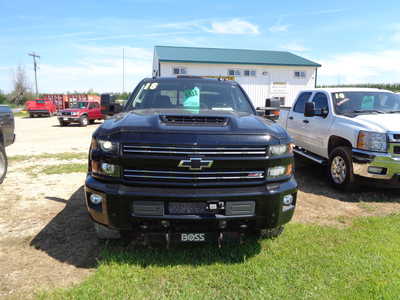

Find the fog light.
[
  {"left": 161, "top": 220, "right": 170, "bottom": 228},
  {"left": 219, "top": 220, "right": 227, "bottom": 229},
  {"left": 368, "top": 166, "right": 387, "bottom": 175},
  {"left": 267, "top": 166, "right": 286, "bottom": 178},
  {"left": 283, "top": 194, "right": 294, "bottom": 206},
  {"left": 90, "top": 193, "right": 103, "bottom": 205},
  {"left": 101, "top": 162, "right": 116, "bottom": 175}
]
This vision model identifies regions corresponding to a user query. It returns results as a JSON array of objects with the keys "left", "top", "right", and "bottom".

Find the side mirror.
[
  {"left": 101, "top": 93, "right": 118, "bottom": 115},
  {"left": 265, "top": 98, "right": 280, "bottom": 109},
  {"left": 260, "top": 98, "right": 281, "bottom": 121},
  {"left": 304, "top": 102, "right": 316, "bottom": 117},
  {"left": 110, "top": 103, "right": 122, "bottom": 114}
]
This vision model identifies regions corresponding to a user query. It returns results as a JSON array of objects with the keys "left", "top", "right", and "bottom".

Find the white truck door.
[
  {"left": 302, "top": 92, "right": 333, "bottom": 157},
  {"left": 286, "top": 91, "right": 313, "bottom": 149}
]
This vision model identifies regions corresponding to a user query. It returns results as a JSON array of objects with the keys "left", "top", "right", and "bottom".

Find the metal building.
[{"left": 153, "top": 46, "right": 321, "bottom": 107}]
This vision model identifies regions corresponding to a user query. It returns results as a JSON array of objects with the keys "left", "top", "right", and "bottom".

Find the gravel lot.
[
  {"left": 6, "top": 116, "right": 99, "bottom": 156},
  {"left": 1, "top": 116, "right": 399, "bottom": 298}
]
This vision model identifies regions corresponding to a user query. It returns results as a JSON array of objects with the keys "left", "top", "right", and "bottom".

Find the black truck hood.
[{"left": 96, "top": 109, "right": 290, "bottom": 143}]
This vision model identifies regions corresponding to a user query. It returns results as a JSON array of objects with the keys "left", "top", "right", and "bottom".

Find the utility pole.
[
  {"left": 28, "top": 52, "right": 40, "bottom": 95},
  {"left": 122, "top": 48, "right": 125, "bottom": 94}
]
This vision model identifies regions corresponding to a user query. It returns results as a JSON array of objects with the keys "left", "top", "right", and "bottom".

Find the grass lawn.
[
  {"left": 9, "top": 152, "right": 87, "bottom": 162},
  {"left": 39, "top": 214, "right": 400, "bottom": 299}
]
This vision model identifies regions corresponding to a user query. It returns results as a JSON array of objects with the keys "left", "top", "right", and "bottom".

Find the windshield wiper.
[
  {"left": 351, "top": 109, "right": 385, "bottom": 114},
  {"left": 388, "top": 110, "right": 400, "bottom": 114}
]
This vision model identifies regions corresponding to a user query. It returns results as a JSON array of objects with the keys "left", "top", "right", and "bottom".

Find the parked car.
[
  {"left": 0, "top": 105, "right": 15, "bottom": 184},
  {"left": 25, "top": 99, "right": 57, "bottom": 117},
  {"left": 85, "top": 77, "right": 297, "bottom": 245},
  {"left": 278, "top": 88, "right": 400, "bottom": 190},
  {"left": 57, "top": 101, "right": 104, "bottom": 126}
]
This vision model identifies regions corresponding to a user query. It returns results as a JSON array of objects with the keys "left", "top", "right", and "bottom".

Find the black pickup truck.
[
  {"left": 0, "top": 105, "right": 15, "bottom": 184},
  {"left": 85, "top": 77, "right": 297, "bottom": 246}
]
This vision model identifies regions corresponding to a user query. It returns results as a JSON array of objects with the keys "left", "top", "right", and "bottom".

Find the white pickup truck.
[{"left": 278, "top": 88, "right": 400, "bottom": 190}]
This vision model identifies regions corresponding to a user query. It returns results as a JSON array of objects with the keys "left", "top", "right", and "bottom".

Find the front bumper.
[
  {"left": 58, "top": 116, "right": 80, "bottom": 122},
  {"left": 28, "top": 110, "right": 50, "bottom": 114},
  {"left": 85, "top": 175, "right": 297, "bottom": 232},
  {"left": 352, "top": 148, "right": 400, "bottom": 187}
]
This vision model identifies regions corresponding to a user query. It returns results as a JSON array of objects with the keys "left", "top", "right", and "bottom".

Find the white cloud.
[
  {"left": 157, "top": 18, "right": 259, "bottom": 35},
  {"left": 318, "top": 50, "right": 400, "bottom": 84},
  {"left": 33, "top": 46, "right": 153, "bottom": 93},
  {"left": 391, "top": 24, "right": 400, "bottom": 43},
  {"left": 280, "top": 42, "right": 308, "bottom": 52},
  {"left": 269, "top": 24, "right": 289, "bottom": 33},
  {"left": 208, "top": 19, "right": 259, "bottom": 35}
]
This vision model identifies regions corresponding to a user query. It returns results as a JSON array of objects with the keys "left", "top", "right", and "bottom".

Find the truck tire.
[
  {"left": 59, "top": 120, "right": 68, "bottom": 126},
  {"left": 79, "top": 115, "right": 89, "bottom": 127},
  {"left": 0, "top": 144, "right": 8, "bottom": 184},
  {"left": 94, "top": 222, "right": 121, "bottom": 240},
  {"left": 29, "top": 113, "right": 33, "bottom": 118},
  {"left": 328, "top": 146, "right": 357, "bottom": 191}
]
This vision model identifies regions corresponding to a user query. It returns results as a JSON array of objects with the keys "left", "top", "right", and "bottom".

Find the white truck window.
[{"left": 293, "top": 92, "right": 312, "bottom": 113}]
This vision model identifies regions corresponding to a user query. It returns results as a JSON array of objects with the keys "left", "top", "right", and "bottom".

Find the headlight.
[
  {"left": 92, "top": 138, "right": 117, "bottom": 153},
  {"left": 91, "top": 161, "right": 120, "bottom": 177},
  {"left": 269, "top": 143, "right": 293, "bottom": 156},
  {"left": 267, "top": 164, "right": 292, "bottom": 178},
  {"left": 357, "top": 131, "right": 387, "bottom": 153}
]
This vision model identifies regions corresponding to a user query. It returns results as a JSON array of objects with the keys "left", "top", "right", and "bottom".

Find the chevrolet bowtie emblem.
[{"left": 178, "top": 158, "right": 214, "bottom": 171}]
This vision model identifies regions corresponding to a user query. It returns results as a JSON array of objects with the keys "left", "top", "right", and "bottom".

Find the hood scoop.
[{"left": 160, "top": 115, "right": 229, "bottom": 126}]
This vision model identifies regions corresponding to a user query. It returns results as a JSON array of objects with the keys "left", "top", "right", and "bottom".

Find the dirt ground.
[{"left": 1, "top": 116, "right": 399, "bottom": 298}]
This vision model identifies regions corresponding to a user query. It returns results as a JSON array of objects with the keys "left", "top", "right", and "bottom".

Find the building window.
[
  {"left": 228, "top": 69, "right": 241, "bottom": 76},
  {"left": 173, "top": 67, "right": 187, "bottom": 75},
  {"left": 244, "top": 70, "right": 256, "bottom": 77},
  {"left": 262, "top": 71, "right": 268, "bottom": 76},
  {"left": 294, "top": 71, "right": 306, "bottom": 78}
]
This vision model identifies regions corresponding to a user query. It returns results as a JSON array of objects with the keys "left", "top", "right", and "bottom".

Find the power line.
[
  {"left": 122, "top": 48, "right": 125, "bottom": 93},
  {"left": 28, "top": 52, "right": 40, "bottom": 95}
]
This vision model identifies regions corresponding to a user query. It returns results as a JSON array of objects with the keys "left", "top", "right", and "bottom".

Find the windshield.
[
  {"left": 70, "top": 102, "right": 88, "bottom": 109},
  {"left": 332, "top": 92, "right": 400, "bottom": 115},
  {"left": 126, "top": 79, "right": 254, "bottom": 114}
]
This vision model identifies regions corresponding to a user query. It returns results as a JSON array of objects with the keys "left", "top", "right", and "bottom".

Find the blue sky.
[{"left": 1, "top": 0, "right": 400, "bottom": 93}]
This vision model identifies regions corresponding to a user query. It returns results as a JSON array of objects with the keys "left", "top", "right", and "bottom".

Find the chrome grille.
[
  {"left": 61, "top": 111, "right": 72, "bottom": 116},
  {"left": 122, "top": 145, "right": 267, "bottom": 156},
  {"left": 123, "top": 169, "right": 264, "bottom": 181}
]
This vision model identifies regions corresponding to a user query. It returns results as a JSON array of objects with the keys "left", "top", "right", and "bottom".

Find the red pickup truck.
[
  {"left": 25, "top": 99, "right": 57, "bottom": 117},
  {"left": 57, "top": 101, "right": 105, "bottom": 126}
]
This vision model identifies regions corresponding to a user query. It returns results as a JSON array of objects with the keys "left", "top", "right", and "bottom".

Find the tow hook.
[
  {"left": 140, "top": 224, "right": 149, "bottom": 246},
  {"left": 165, "top": 231, "right": 171, "bottom": 249},
  {"left": 239, "top": 224, "right": 248, "bottom": 244},
  {"left": 218, "top": 232, "right": 223, "bottom": 248}
]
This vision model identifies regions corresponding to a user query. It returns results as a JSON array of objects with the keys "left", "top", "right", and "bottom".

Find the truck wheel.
[
  {"left": 94, "top": 222, "right": 121, "bottom": 240},
  {"left": 79, "top": 115, "right": 89, "bottom": 127},
  {"left": 0, "top": 144, "right": 8, "bottom": 184},
  {"left": 59, "top": 120, "right": 68, "bottom": 126},
  {"left": 328, "top": 146, "right": 357, "bottom": 191}
]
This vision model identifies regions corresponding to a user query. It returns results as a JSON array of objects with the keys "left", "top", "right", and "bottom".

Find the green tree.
[{"left": 0, "top": 89, "right": 7, "bottom": 104}]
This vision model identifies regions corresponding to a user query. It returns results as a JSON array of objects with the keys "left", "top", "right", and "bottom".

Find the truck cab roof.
[{"left": 301, "top": 87, "right": 394, "bottom": 94}]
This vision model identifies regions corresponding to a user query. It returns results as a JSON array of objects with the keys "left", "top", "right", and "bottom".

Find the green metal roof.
[{"left": 155, "top": 46, "right": 321, "bottom": 67}]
